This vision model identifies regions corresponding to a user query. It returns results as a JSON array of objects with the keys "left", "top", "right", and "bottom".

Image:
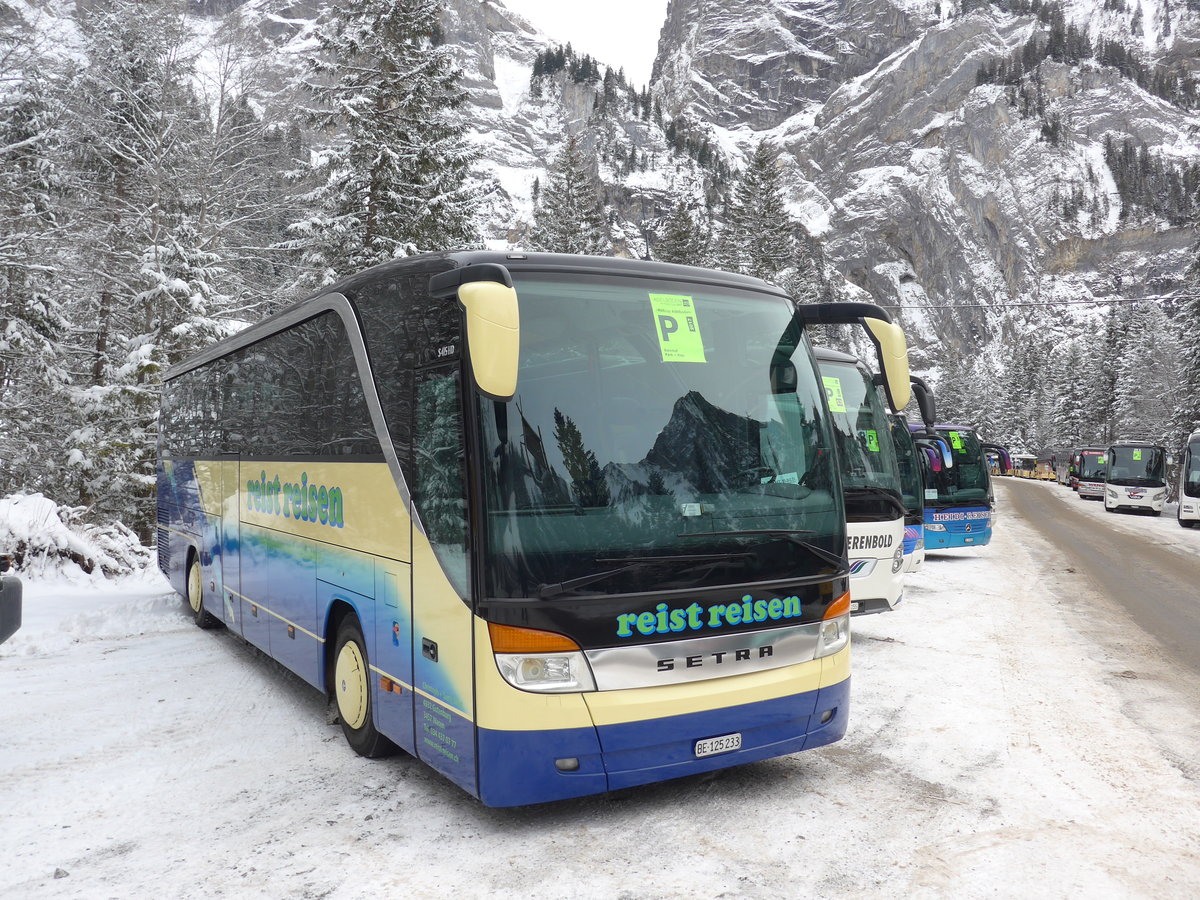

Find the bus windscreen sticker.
[
  {"left": 1133, "top": 449, "right": 1143, "bottom": 461},
  {"left": 650, "top": 294, "right": 706, "bottom": 363},
  {"left": 949, "top": 430, "right": 964, "bottom": 451},
  {"left": 822, "top": 376, "right": 847, "bottom": 413},
  {"left": 863, "top": 429, "right": 880, "bottom": 452}
]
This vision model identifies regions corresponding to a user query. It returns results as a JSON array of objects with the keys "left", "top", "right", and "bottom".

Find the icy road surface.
[{"left": 3, "top": 479, "right": 1200, "bottom": 898}]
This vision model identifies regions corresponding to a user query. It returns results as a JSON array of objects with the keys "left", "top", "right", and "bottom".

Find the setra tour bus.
[
  {"left": 156, "top": 251, "right": 910, "bottom": 807},
  {"left": 814, "top": 348, "right": 908, "bottom": 616},
  {"left": 1104, "top": 441, "right": 1168, "bottom": 515},
  {"left": 1178, "top": 431, "right": 1200, "bottom": 528},
  {"left": 911, "top": 424, "right": 1007, "bottom": 549}
]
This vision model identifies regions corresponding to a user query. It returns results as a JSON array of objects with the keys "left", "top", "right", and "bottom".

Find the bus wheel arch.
[
  {"left": 326, "top": 604, "right": 394, "bottom": 758},
  {"left": 184, "top": 548, "right": 219, "bottom": 630}
]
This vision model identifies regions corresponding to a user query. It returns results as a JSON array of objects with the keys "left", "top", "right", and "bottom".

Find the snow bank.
[{"left": 0, "top": 493, "right": 153, "bottom": 580}]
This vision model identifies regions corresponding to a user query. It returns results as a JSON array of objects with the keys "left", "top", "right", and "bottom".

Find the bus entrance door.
[{"left": 371, "top": 559, "right": 416, "bottom": 755}]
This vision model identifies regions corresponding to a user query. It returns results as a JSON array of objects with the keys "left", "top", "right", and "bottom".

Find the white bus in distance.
[
  {"left": 1104, "top": 441, "right": 1169, "bottom": 515},
  {"left": 1177, "top": 431, "right": 1200, "bottom": 528}
]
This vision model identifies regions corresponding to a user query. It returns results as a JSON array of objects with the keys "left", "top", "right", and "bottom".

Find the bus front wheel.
[
  {"left": 332, "top": 616, "right": 394, "bottom": 758},
  {"left": 185, "top": 557, "right": 219, "bottom": 629}
]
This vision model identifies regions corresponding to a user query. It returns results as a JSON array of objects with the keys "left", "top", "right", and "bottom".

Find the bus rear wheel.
[
  {"left": 332, "top": 616, "right": 394, "bottom": 758},
  {"left": 185, "top": 557, "right": 219, "bottom": 629}
]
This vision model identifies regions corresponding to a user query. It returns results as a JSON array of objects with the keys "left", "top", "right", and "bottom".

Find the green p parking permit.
[
  {"left": 650, "top": 294, "right": 706, "bottom": 363},
  {"left": 822, "top": 376, "right": 847, "bottom": 413}
]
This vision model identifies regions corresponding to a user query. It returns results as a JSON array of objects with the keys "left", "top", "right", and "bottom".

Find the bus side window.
[{"left": 414, "top": 366, "right": 470, "bottom": 599}]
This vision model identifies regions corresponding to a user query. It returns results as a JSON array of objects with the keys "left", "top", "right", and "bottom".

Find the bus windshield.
[
  {"left": 889, "top": 414, "right": 922, "bottom": 515},
  {"left": 817, "top": 358, "right": 903, "bottom": 501},
  {"left": 1079, "top": 451, "right": 1106, "bottom": 481},
  {"left": 928, "top": 427, "right": 990, "bottom": 504},
  {"left": 475, "top": 272, "right": 842, "bottom": 600},
  {"left": 1107, "top": 446, "right": 1165, "bottom": 486}
]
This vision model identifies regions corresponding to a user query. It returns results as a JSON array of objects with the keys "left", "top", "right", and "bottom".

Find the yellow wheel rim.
[
  {"left": 187, "top": 563, "right": 203, "bottom": 614},
  {"left": 335, "top": 639, "right": 369, "bottom": 731}
]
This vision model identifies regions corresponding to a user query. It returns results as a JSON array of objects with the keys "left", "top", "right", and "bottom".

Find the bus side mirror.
[
  {"left": 430, "top": 265, "right": 520, "bottom": 402},
  {"left": 861, "top": 317, "right": 910, "bottom": 414},
  {"left": 459, "top": 281, "right": 520, "bottom": 401},
  {"left": 910, "top": 376, "right": 936, "bottom": 428}
]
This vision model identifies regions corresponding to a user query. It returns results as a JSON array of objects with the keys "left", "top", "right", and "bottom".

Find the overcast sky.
[{"left": 499, "top": 0, "right": 670, "bottom": 87}]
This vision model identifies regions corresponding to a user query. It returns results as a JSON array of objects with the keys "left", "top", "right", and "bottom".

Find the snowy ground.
[
  {"left": 1024, "top": 475, "right": 1200, "bottom": 562},
  {"left": 3, "top": 481, "right": 1200, "bottom": 898}
]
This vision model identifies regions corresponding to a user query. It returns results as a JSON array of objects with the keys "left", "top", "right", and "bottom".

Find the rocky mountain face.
[
  {"left": 422, "top": 0, "right": 1200, "bottom": 354},
  {"left": 648, "top": 0, "right": 1200, "bottom": 349},
  {"left": 652, "top": 0, "right": 942, "bottom": 130}
]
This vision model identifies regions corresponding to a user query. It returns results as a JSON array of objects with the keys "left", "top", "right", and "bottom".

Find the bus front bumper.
[{"left": 475, "top": 677, "right": 849, "bottom": 807}]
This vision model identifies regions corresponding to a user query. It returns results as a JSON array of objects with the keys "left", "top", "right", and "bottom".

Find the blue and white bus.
[
  {"left": 157, "top": 252, "right": 911, "bottom": 806},
  {"left": 911, "top": 424, "right": 1003, "bottom": 549}
]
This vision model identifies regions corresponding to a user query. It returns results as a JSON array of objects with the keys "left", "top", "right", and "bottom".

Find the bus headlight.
[
  {"left": 495, "top": 652, "right": 596, "bottom": 693},
  {"left": 1153, "top": 490, "right": 1167, "bottom": 501},
  {"left": 488, "top": 622, "right": 597, "bottom": 693},
  {"left": 815, "top": 593, "right": 851, "bottom": 659},
  {"left": 816, "top": 615, "right": 849, "bottom": 658},
  {"left": 891, "top": 545, "right": 904, "bottom": 573},
  {"left": 925, "top": 523, "right": 946, "bottom": 532}
]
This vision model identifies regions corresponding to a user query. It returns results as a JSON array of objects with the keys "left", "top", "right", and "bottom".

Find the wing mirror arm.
[{"left": 793, "top": 302, "right": 910, "bottom": 413}]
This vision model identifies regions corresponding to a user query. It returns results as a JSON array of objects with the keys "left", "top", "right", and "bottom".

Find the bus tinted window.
[
  {"left": 1079, "top": 452, "right": 1106, "bottom": 480},
  {"left": 414, "top": 366, "right": 470, "bottom": 596},
  {"left": 345, "top": 261, "right": 460, "bottom": 464},
  {"left": 928, "top": 428, "right": 990, "bottom": 503},
  {"left": 818, "top": 359, "right": 902, "bottom": 495},
  {"left": 161, "top": 312, "right": 379, "bottom": 459},
  {"left": 1106, "top": 446, "right": 1164, "bottom": 485},
  {"left": 1185, "top": 439, "right": 1200, "bottom": 498}
]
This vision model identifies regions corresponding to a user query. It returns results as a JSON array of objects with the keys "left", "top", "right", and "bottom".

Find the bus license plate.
[{"left": 695, "top": 732, "right": 742, "bottom": 758}]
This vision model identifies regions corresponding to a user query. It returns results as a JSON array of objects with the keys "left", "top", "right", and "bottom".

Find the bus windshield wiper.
[
  {"left": 844, "top": 485, "right": 908, "bottom": 517},
  {"left": 677, "top": 529, "right": 849, "bottom": 577},
  {"left": 536, "top": 551, "right": 754, "bottom": 600}
]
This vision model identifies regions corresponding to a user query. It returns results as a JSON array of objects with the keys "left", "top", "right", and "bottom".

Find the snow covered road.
[{"left": 3, "top": 480, "right": 1200, "bottom": 898}]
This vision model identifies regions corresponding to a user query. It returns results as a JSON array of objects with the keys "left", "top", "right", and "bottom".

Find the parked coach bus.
[
  {"left": 1179, "top": 431, "right": 1200, "bottom": 528},
  {"left": 1074, "top": 447, "right": 1107, "bottom": 500},
  {"left": 1104, "top": 441, "right": 1168, "bottom": 515},
  {"left": 156, "top": 251, "right": 910, "bottom": 807},
  {"left": 814, "top": 348, "right": 907, "bottom": 616},
  {"left": 889, "top": 376, "right": 942, "bottom": 575},
  {"left": 912, "top": 424, "right": 1007, "bottom": 549}
]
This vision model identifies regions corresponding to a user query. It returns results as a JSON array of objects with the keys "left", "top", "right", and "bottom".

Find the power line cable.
[{"left": 878, "top": 293, "right": 1198, "bottom": 310}]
